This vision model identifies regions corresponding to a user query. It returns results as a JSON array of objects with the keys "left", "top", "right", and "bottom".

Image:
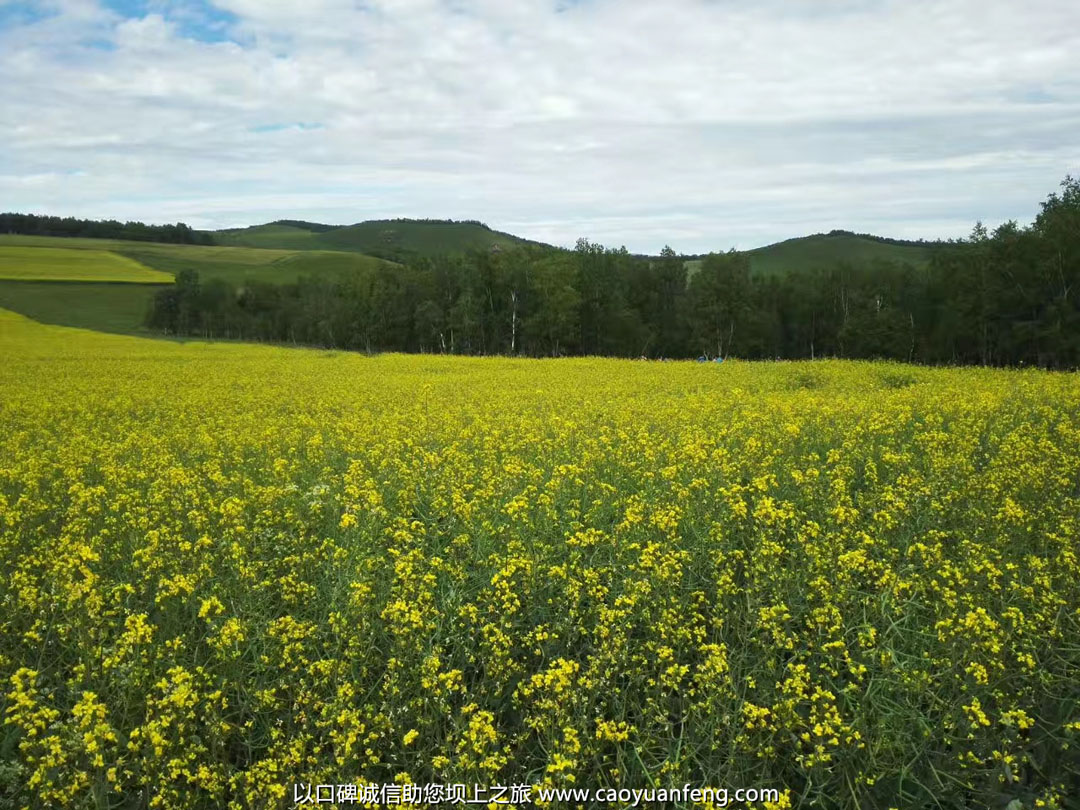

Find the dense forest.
[
  {"left": 0, "top": 213, "right": 213, "bottom": 245},
  {"left": 148, "top": 177, "right": 1080, "bottom": 368}
]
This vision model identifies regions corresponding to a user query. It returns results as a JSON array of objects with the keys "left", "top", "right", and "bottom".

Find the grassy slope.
[
  {"left": 0, "top": 235, "right": 393, "bottom": 334},
  {"left": 686, "top": 232, "right": 931, "bottom": 277},
  {"left": 0, "top": 246, "right": 172, "bottom": 283},
  {"left": 211, "top": 223, "right": 321, "bottom": 251},
  {"left": 321, "top": 220, "right": 529, "bottom": 255},
  {"left": 117, "top": 246, "right": 388, "bottom": 286},
  {"left": 0, "top": 235, "right": 391, "bottom": 285},
  {"left": 747, "top": 233, "right": 930, "bottom": 275},
  {"left": 0, "top": 281, "right": 159, "bottom": 335},
  {"left": 215, "top": 219, "right": 536, "bottom": 257}
]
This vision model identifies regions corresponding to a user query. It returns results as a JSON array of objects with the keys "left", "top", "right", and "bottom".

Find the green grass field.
[
  {"left": 0, "top": 281, "right": 160, "bottom": 334},
  {"left": 0, "top": 246, "right": 172, "bottom": 283},
  {"left": 686, "top": 232, "right": 931, "bottom": 277}
]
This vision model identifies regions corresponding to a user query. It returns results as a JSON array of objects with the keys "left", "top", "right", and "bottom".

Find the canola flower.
[{"left": 1, "top": 308, "right": 1079, "bottom": 809}]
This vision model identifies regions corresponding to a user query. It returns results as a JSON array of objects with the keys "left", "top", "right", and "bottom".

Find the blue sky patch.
[
  {"left": 100, "top": 0, "right": 238, "bottom": 43},
  {"left": 80, "top": 36, "right": 118, "bottom": 51},
  {"left": 0, "top": 1, "right": 58, "bottom": 29}
]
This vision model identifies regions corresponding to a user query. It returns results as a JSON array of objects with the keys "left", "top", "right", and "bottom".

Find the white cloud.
[{"left": 1, "top": 0, "right": 1078, "bottom": 252}]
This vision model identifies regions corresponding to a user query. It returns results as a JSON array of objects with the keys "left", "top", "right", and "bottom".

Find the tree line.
[
  {"left": 147, "top": 177, "right": 1080, "bottom": 368},
  {"left": 0, "top": 213, "right": 213, "bottom": 245}
]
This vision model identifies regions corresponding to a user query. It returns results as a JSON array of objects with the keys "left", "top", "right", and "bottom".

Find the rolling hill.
[
  {"left": 215, "top": 220, "right": 936, "bottom": 277},
  {"left": 686, "top": 231, "right": 933, "bottom": 277},
  {"left": 0, "top": 235, "right": 395, "bottom": 335},
  {"left": 214, "top": 218, "right": 544, "bottom": 260},
  {"left": 0, "top": 235, "right": 392, "bottom": 284},
  {"left": 0, "top": 225, "right": 939, "bottom": 338}
]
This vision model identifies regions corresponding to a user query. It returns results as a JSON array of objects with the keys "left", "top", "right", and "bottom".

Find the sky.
[{"left": 1, "top": 0, "right": 1078, "bottom": 253}]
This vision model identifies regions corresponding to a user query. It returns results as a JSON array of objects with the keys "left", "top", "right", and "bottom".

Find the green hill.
[
  {"left": 0, "top": 227, "right": 938, "bottom": 338},
  {"left": 215, "top": 218, "right": 544, "bottom": 260},
  {"left": 211, "top": 223, "right": 323, "bottom": 251},
  {"left": 686, "top": 231, "right": 933, "bottom": 277}
]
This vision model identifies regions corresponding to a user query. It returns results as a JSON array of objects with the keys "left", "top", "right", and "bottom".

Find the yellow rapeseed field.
[{"left": 1, "top": 308, "right": 1079, "bottom": 809}]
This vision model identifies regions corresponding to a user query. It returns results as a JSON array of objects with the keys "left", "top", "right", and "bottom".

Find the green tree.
[
  {"left": 524, "top": 254, "right": 581, "bottom": 356},
  {"left": 688, "top": 250, "right": 751, "bottom": 358}
]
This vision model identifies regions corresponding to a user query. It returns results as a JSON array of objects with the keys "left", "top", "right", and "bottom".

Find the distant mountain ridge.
[
  {"left": 679, "top": 231, "right": 934, "bottom": 278},
  {"left": 681, "top": 229, "right": 938, "bottom": 261},
  {"left": 214, "top": 218, "right": 548, "bottom": 261},
  {"left": 1, "top": 211, "right": 940, "bottom": 276},
  {"left": 744, "top": 231, "right": 933, "bottom": 275},
  {"left": 819, "top": 228, "right": 936, "bottom": 248},
  {"left": 216, "top": 219, "right": 937, "bottom": 275},
  {"left": 268, "top": 219, "right": 339, "bottom": 233}
]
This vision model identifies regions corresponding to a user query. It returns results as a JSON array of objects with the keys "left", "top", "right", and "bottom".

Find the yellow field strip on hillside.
[{"left": 0, "top": 245, "right": 172, "bottom": 282}]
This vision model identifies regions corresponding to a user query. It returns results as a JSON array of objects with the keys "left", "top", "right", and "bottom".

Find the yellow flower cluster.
[{"left": 2, "top": 309, "right": 1080, "bottom": 808}]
